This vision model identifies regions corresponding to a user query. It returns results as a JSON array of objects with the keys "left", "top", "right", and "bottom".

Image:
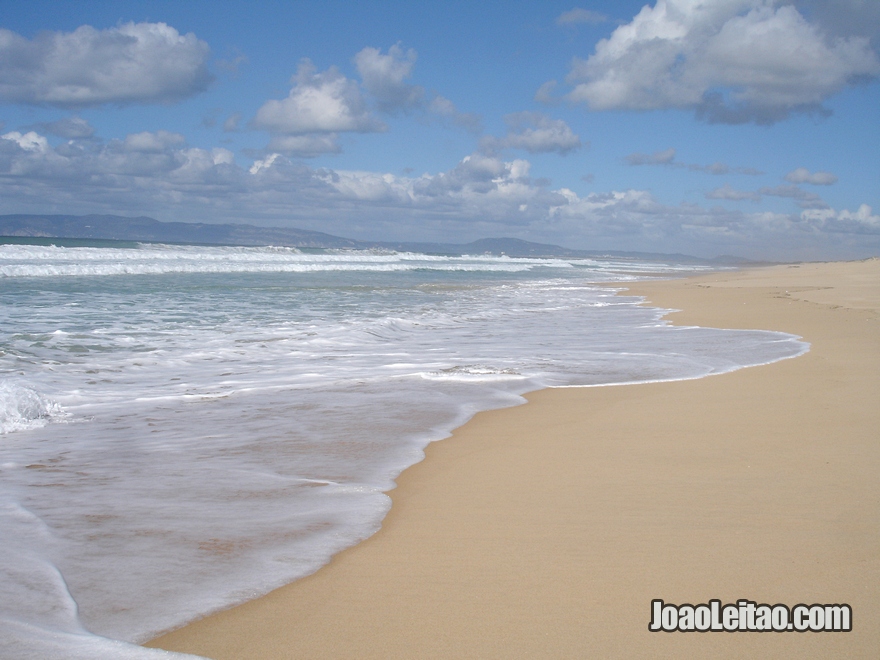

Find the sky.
[{"left": 0, "top": 0, "right": 878, "bottom": 260}]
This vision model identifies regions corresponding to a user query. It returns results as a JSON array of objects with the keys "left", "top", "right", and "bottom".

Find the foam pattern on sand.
[{"left": 0, "top": 243, "right": 806, "bottom": 656}]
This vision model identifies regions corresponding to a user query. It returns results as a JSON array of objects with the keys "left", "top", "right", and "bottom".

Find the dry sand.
[{"left": 148, "top": 259, "right": 880, "bottom": 658}]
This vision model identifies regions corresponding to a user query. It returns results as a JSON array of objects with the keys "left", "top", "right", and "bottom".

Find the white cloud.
[
  {"left": 215, "top": 48, "right": 248, "bottom": 76},
  {"left": 250, "top": 46, "right": 478, "bottom": 156},
  {"left": 792, "top": 0, "right": 880, "bottom": 42},
  {"left": 426, "top": 95, "right": 482, "bottom": 131},
  {"left": 252, "top": 60, "right": 384, "bottom": 135},
  {"left": 33, "top": 116, "right": 95, "bottom": 139},
  {"left": 223, "top": 113, "right": 242, "bottom": 133},
  {"left": 556, "top": 8, "right": 608, "bottom": 25},
  {"left": 482, "top": 112, "right": 582, "bottom": 155},
  {"left": 706, "top": 184, "right": 760, "bottom": 201},
  {"left": 209, "top": 148, "right": 234, "bottom": 166},
  {"left": 124, "top": 131, "right": 185, "bottom": 153},
  {"left": 248, "top": 153, "right": 283, "bottom": 175},
  {"left": 759, "top": 184, "right": 827, "bottom": 209},
  {"left": 563, "top": 0, "right": 880, "bottom": 124},
  {"left": 0, "top": 23, "right": 212, "bottom": 107},
  {"left": 625, "top": 146, "right": 762, "bottom": 174},
  {"left": 784, "top": 167, "right": 838, "bottom": 185},
  {"left": 534, "top": 80, "right": 560, "bottom": 105},
  {"left": 265, "top": 134, "right": 342, "bottom": 157},
  {"left": 625, "top": 148, "right": 676, "bottom": 165},
  {"left": 354, "top": 44, "right": 424, "bottom": 112},
  {"left": 353, "top": 44, "right": 480, "bottom": 130},
  {"left": 700, "top": 162, "right": 729, "bottom": 175},
  {"left": 801, "top": 204, "right": 880, "bottom": 232},
  {"left": 1, "top": 129, "right": 878, "bottom": 260},
  {"left": 313, "top": 153, "right": 546, "bottom": 216},
  {"left": 542, "top": 186, "right": 877, "bottom": 258},
  {"left": 1, "top": 131, "right": 50, "bottom": 153},
  {"left": 705, "top": 181, "right": 828, "bottom": 208}
]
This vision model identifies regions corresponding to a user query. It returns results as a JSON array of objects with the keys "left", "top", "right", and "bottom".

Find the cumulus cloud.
[
  {"left": 253, "top": 60, "right": 384, "bottom": 136},
  {"left": 0, "top": 128, "right": 241, "bottom": 198},
  {"left": 759, "top": 183, "right": 828, "bottom": 208},
  {"left": 1, "top": 130, "right": 50, "bottom": 153},
  {"left": 784, "top": 167, "right": 838, "bottom": 185},
  {"left": 32, "top": 116, "right": 95, "bottom": 139},
  {"left": 534, "top": 80, "right": 561, "bottom": 105},
  {"left": 482, "top": 112, "right": 582, "bottom": 155},
  {"left": 354, "top": 44, "right": 424, "bottom": 112},
  {"left": 562, "top": 0, "right": 880, "bottom": 124},
  {"left": 706, "top": 184, "right": 761, "bottom": 201},
  {"left": 793, "top": 0, "right": 880, "bottom": 42},
  {"left": 122, "top": 130, "right": 184, "bottom": 153},
  {"left": 801, "top": 204, "right": 880, "bottom": 233},
  {"left": 556, "top": 8, "right": 608, "bottom": 25},
  {"left": 706, "top": 181, "right": 828, "bottom": 208},
  {"left": 625, "top": 147, "right": 760, "bottom": 174},
  {"left": 353, "top": 44, "right": 480, "bottom": 130},
  {"left": 428, "top": 95, "right": 482, "bottom": 131},
  {"left": 251, "top": 60, "right": 384, "bottom": 156},
  {"left": 543, "top": 186, "right": 877, "bottom": 257},
  {"left": 1, "top": 128, "right": 877, "bottom": 259},
  {"left": 223, "top": 112, "right": 242, "bottom": 132},
  {"left": 265, "top": 134, "right": 342, "bottom": 157},
  {"left": 215, "top": 48, "right": 248, "bottom": 76},
  {"left": 250, "top": 45, "right": 478, "bottom": 156},
  {"left": 313, "top": 153, "right": 539, "bottom": 208},
  {"left": 625, "top": 148, "right": 676, "bottom": 165},
  {"left": 0, "top": 22, "right": 212, "bottom": 107}
]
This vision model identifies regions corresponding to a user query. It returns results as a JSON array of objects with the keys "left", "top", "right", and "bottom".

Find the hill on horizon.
[{"left": 0, "top": 213, "right": 752, "bottom": 264}]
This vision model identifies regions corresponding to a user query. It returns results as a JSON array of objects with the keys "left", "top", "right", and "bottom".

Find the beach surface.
[{"left": 148, "top": 259, "right": 879, "bottom": 658}]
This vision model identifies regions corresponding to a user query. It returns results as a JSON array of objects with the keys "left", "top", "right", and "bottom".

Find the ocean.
[{"left": 0, "top": 241, "right": 807, "bottom": 658}]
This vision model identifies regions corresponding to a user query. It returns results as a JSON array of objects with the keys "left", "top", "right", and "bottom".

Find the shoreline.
[{"left": 148, "top": 260, "right": 880, "bottom": 658}]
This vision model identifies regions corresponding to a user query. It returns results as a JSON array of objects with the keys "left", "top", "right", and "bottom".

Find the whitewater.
[{"left": 0, "top": 242, "right": 807, "bottom": 658}]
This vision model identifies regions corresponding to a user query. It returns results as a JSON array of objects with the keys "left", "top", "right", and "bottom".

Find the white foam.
[
  {"left": 0, "top": 381, "right": 64, "bottom": 434},
  {"left": 0, "top": 247, "right": 804, "bottom": 655},
  {"left": 0, "top": 243, "right": 711, "bottom": 278},
  {"left": 0, "top": 498, "right": 201, "bottom": 659},
  {"left": 0, "top": 244, "right": 545, "bottom": 277}
]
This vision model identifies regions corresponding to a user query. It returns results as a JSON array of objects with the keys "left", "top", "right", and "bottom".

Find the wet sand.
[{"left": 148, "top": 259, "right": 880, "bottom": 658}]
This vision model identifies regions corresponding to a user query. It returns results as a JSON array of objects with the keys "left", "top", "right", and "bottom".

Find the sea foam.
[
  {"left": 0, "top": 244, "right": 807, "bottom": 656},
  {"left": 0, "top": 381, "right": 63, "bottom": 434}
]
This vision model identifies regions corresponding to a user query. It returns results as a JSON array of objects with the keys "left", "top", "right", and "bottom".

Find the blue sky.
[{"left": 0, "top": 0, "right": 878, "bottom": 259}]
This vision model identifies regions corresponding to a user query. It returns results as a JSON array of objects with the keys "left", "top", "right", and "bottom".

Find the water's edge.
[{"left": 143, "top": 286, "right": 809, "bottom": 650}]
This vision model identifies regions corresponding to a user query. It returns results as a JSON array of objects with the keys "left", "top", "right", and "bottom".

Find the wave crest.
[{"left": 0, "top": 381, "right": 63, "bottom": 434}]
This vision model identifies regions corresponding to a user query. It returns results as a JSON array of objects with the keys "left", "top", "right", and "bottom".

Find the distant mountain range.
[{"left": 0, "top": 213, "right": 754, "bottom": 264}]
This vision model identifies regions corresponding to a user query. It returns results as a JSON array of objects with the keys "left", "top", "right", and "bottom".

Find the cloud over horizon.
[
  {"left": 1, "top": 127, "right": 877, "bottom": 260},
  {"left": 0, "top": 4, "right": 875, "bottom": 262}
]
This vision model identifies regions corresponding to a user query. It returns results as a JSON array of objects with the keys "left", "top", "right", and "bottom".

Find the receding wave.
[
  {"left": 0, "top": 381, "right": 63, "bottom": 434},
  {"left": 1, "top": 242, "right": 748, "bottom": 657}
]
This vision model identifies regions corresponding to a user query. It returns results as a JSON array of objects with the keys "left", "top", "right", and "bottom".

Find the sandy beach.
[{"left": 148, "top": 259, "right": 880, "bottom": 658}]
